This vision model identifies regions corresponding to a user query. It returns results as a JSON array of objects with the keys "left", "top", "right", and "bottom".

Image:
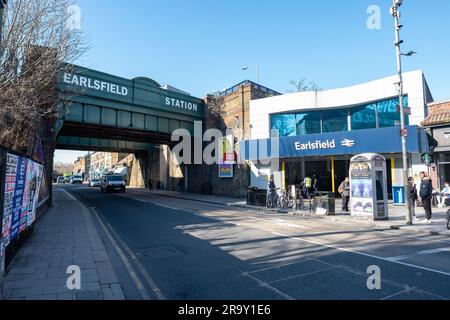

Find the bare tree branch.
[{"left": 0, "top": 0, "right": 88, "bottom": 151}]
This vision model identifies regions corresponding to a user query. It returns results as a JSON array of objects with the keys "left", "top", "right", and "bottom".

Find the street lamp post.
[
  {"left": 391, "top": 0, "right": 415, "bottom": 225},
  {"left": 242, "top": 64, "right": 260, "bottom": 83}
]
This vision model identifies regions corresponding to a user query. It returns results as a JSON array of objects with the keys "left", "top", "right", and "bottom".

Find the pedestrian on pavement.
[
  {"left": 312, "top": 174, "right": 319, "bottom": 194},
  {"left": 148, "top": 179, "right": 154, "bottom": 191},
  {"left": 437, "top": 182, "right": 450, "bottom": 208},
  {"left": 303, "top": 175, "right": 313, "bottom": 199},
  {"left": 339, "top": 177, "right": 351, "bottom": 212},
  {"left": 408, "top": 177, "right": 419, "bottom": 222},
  {"left": 419, "top": 171, "right": 433, "bottom": 223}
]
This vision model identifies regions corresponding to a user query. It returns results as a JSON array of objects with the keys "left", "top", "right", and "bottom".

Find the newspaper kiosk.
[{"left": 350, "top": 153, "right": 389, "bottom": 221}]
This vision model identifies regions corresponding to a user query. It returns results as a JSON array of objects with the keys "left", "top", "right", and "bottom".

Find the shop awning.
[{"left": 240, "top": 125, "right": 430, "bottom": 161}]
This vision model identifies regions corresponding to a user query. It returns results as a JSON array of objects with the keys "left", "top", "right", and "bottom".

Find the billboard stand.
[{"left": 0, "top": 147, "right": 6, "bottom": 298}]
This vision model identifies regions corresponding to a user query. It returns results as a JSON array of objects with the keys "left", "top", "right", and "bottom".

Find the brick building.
[
  {"left": 73, "top": 154, "right": 90, "bottom": 177},
  {"left": 200, "top": 81, "right": 280, "bottom": 198},
  {"left": 422, "top": 100, "right": 450, "bottom": 189}
]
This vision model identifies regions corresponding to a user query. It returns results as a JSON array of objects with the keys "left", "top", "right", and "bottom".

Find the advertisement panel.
[
  {"left": 218, "top": 136, "right": 235, "bottom": 178},
  {"left": 1, "top": 153, "right": 43, "bottom": 247},
  {"left": 350, "top": 161, "right": 374, "bottom": 216}
]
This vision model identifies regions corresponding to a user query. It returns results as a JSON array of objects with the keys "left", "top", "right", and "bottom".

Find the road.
[{"left": 61, "top": 184, "right": 450, "bottom": 300}]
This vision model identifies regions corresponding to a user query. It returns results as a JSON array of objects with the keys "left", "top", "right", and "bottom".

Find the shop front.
[{"left": 241, "top": 125, "right": 430, "bottom": 199}]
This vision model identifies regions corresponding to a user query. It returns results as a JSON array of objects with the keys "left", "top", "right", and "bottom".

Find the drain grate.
[{"left": 138, "top": 245, "right": 183, "bottom": 260}]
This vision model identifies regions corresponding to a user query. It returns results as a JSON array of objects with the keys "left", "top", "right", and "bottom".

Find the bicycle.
[
  {"left": 266, "top": 188, "right": 279, "bottom": 208},
  {"left": 278, "top": 187, "right": 296, "bottom": 209}
]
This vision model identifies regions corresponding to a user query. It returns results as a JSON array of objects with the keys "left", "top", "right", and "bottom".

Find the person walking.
[
  {"left": 339, "top": 177, "right": 351, "bottom": 212},
  {"left": 419, "top": 172, "right": 433, "bottom": 224},
  {"left": 408, "top": 177, "right": 419, "bottom": 222},
  {"left": 304, "top": 175, "right": 313, "bottom": 200},
  {"left": 148, "top": 179, "right": 154, "bottom": 191}
]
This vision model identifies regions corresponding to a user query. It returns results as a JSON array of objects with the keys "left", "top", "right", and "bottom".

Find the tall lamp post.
[
  {"left": 390, "top": 0, "right": 417, "bottom": 225},
  {"left": 242, "top": 64, "right": 260, "bottom": 83}
]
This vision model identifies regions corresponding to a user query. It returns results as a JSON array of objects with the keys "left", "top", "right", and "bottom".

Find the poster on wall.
[
  {"left": 218, "top": 136, "right": 235, "bottom": 178},
  {"left": 2, "top": 154, "right": 18, "bottom": 245},
  {"left": 1, "top": 153, "right": 43, "bottom": 247},
  {"left": 219, "top": 164, "right": 234, "bottom": 178},
  {"left": 350, "top": 161, "right": 373, "bottom": 216}
]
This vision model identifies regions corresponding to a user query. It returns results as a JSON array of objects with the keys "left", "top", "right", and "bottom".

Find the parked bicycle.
[
  {"left": 266, "top": 187, "right": 279, "bottom": 208},
  {"left": 278, "top": 188, "right": 296, "bottom": 209}
]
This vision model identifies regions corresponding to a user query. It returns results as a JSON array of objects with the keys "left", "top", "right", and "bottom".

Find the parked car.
[
  {"left": 89, "top": 178, "right": 101, "bottom": 187},
  {"left": 100, "top": 175, "right": 126, "bottom": 193},
  {"left": 71, "top": 174, "right": 83, "bottom": 184},
  {"left": 56, "top": 176, "right": 66, "bottom": 184}
]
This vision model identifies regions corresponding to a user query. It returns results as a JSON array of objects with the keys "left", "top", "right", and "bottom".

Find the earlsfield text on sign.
[{"left": 63, "top": 73, "right": 129, "bottom": 96}]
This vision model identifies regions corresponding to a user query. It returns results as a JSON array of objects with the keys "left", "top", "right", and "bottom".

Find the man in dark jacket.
[
  {"left": 339, "top": 177, "right": 351, "bottom": 212},
  {"left": 408, "top": 177, "right": 419, "bottom": 222},
  {"left": 419, "top": 172, "right": 433, "bottom": 223}
]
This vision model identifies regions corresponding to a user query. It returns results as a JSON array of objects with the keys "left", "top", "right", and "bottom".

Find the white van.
[{"left": 71, "top": 174, "right": 83, "bottom": 184}]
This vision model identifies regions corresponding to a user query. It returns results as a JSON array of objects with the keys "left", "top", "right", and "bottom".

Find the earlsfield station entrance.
[{"left": 242, "top": 125, "right": 430, "bottom": 199}]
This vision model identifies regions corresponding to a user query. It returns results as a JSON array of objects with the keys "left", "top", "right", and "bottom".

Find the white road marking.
[
  {"left": 269, "top": 266, "right": 337, "bottom": 284},
  {"left": 270, "top": 231, "right": 450, "bottom": 278},
  {"left": 90, "top": 207, "right": 152, "bottom": 300},
  {"left": 244, "top": 273, "right": 295, "bottom": 300},
  {"left": 91, "top": 207, "right": 166, "bottom": 300},
  {"left": 60, "top": 189, "right": 151, "bottom": 300},
  {"left": 380, "top": 287, "right": 419, "bottom": 300},
  {"left": 385, "top": 255, "right": 411, "bottom": 262},
  {"left": 249, "top": 259, "right": 314, "bottom": 274},
  {"left": 417, "top": 248, "right": 450, "bottom": 255}
]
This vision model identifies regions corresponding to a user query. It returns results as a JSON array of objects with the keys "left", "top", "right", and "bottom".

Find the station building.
[{"left": 242, "top": 70, "right": 434, "bottom": 199}]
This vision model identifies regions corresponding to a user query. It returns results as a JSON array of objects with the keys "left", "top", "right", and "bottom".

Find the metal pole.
[
  {"left": 256, "top": 64, "right": 260, "bottom": 83},
  {"left": 392, "top": 0, "right": 412, "bottom": 225}
]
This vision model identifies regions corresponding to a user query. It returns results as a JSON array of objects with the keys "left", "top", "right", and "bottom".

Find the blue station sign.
[{"left": 241, "top": 126, "right": 430, "bottom": 160}]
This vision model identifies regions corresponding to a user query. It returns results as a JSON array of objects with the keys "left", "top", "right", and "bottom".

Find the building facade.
[
  {"left": 422, "top": 100, "right": 450, "bottom": 190},
  {"left": 199, "top": 81, "right": 280, "bottom": 198},
  {"left": 242, "top": 70, "right": 434, "bottom": 199}
]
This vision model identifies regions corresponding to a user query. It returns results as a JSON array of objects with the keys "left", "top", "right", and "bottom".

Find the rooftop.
[{"left": 219, "top": 80, "right": 281, "bottom": 97}]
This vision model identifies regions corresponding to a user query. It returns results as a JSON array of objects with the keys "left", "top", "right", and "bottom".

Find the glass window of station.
[{"left": 271, "top": 96, "right": 409, "bottom": 137}]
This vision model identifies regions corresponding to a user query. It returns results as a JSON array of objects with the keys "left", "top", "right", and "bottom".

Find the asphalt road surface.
[{"left": 62, "top": 184, "right": 450, "bottom": 300}]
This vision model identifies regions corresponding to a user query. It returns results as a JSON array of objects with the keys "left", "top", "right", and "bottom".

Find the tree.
[
  {"left": 289, "top": 78, "right": 321, "bottom": 93},
  {"left": 0, "top": 0, "right": 87, "bottom": 151}
]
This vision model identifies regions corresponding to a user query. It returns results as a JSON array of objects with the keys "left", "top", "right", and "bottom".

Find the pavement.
[
  {"left": 128, "top": 187, "right": 450, "bottom": 236},
  {"left": 0, "top": 187, "right": 125, "bottom": 300}
]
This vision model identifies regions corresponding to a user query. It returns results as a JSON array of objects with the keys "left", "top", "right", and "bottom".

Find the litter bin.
[
  {"left": 313, "top": 191, "right": 335, "bottom": 215},
  {"left": 255, "top": 189, "right": 267, "bottom": 207},
  {"left": 247, "top": 187, "right": 258, "bottom": 205}
]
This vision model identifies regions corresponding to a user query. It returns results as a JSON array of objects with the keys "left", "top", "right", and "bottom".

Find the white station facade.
[{"left": 242, "top": 70, "right": 434, "bottom": 200}]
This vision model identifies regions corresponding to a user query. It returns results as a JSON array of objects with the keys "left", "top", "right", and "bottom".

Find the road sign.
[
  {"left": 400, "top": 128, "right": 409, "bottom": 137},
  {"left": 421, "top": 153, "right": 432, "bottom": 164}
]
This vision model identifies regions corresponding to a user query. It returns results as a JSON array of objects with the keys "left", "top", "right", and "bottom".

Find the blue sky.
[{"left": 56, "top": 0, "right": 450, "bottom": 163}]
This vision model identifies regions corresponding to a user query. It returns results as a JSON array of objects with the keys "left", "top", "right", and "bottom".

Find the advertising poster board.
[
  {"left": 350, "top": 160, "right": 374, "bottom": 216},
  {"left": 1, "top": 153, "right": 43, "bottom": 247},
  {"left": 1, "top": 154, "right": 18, "bottom": 245},
  {"left": 218, "top": 136, "right": 235, "bottom": 178}
]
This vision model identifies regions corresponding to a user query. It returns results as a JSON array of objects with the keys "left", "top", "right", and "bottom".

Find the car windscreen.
[{"left": 106, "top": 176, "right": 124, "bottom": 182}]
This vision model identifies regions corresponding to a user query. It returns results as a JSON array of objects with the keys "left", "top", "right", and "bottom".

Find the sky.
[{"left": 55, "top": 0, "right": 450, "bottom": 163}]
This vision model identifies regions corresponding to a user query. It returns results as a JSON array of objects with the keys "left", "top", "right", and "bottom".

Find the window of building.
[
  {"left": 271, "top": 114, "right": 296, "bottom": 137},
  {"left": 350, "top": 104, "right": 377, "bottom": 130},
  {"left": 322, "top": 109, "right": 348, "bottom": 133},
  {"left": 296, "top": 112, "right": 321, "bottom": 135},
  {"left": 377, "top": 96, "right": 409, "bottom": 128}
]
